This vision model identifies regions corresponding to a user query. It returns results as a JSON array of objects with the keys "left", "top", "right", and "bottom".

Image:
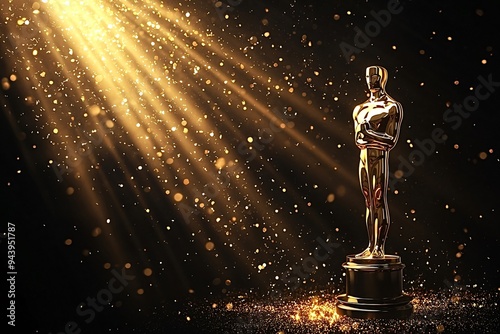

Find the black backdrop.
[{"left": 1, "top": 0, "right": 499, "bottom": 332}]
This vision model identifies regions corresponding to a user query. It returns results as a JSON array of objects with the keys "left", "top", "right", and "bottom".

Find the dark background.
[{"left": 1, "top": 0, "right": 499, "bottom": 332}]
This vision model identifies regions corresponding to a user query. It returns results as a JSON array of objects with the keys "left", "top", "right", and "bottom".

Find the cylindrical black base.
[{"left": 336, "top": 255, "right": 413, "bottom": 319}]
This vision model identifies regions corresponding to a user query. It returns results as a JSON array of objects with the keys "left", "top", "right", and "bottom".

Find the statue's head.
[{"left": 366, "top": 66, "right": 388, "bottom": 93}]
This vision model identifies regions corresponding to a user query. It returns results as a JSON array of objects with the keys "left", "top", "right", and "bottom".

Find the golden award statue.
[{"left": 336, "top": 66, "right": 413, "bottom": 319}]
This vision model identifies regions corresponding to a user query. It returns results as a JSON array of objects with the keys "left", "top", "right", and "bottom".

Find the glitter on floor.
[{"left": 142, "top": 287, "right": 500, "bottom": 334}]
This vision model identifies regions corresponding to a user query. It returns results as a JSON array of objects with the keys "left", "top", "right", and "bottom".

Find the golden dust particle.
[
  {"left": 125, "top": 263, "right": 132, "bottom": 269},
  {"left": 205, "top": 79, "right": 211, "bottom": 84},
  {"left": 32, "top": 49, "right": 38, "bottom": 56},
  {"left": 394, "top": 170, "right": 404, "bottom": 179},
  {"left": 481, "top": 59, "right": 487, "bottom": 64},
  {"left": 53, "top": 128, "right": 59, "bottom": 134},
  {"left": 225, "top": 279, "right": 231, "bottom": 286},
  {"left": 458, "top": 244, "right": 465, "bottom": 250},
  {"left": 186, "top": 316, "right": 191, "bottom": 321},
  {"left": 173, "top": 192, "right": 183, "bottom": 201},
  {"left": 447, "top": 36, "right": 452, "bottom": 41},
  {"left": 419, "top": 49, "right": 425, "bottom": 55},
  {"left": 105, "top": 120, "right": 114, "bottom": 128},
  {"left": 95, "top": 74, "right": 103, "bottom": 83},
  {"left": 166, "top": 157, "right": 174, "bottom": 164},
  {"left": 420, "top": 82, "right": 425, "bottom": 86},
  {"left": 88, "top": 105, "right": 100, "bottom": 116},
  {"left": 92, "top": 227, "right": 102, "bottom": 237},
  {"left": 436, "top": 324, "right": 445, "bottom": 333},
  {"left": 261, "top": 18, "right": 268, "bottom": 25},
  {"left": 454, "top": 144, "right": 459, "bottom": 149},
  {"left": 489, "top": 148, "right": 494, "bottom": 153},
  {"left": 1, "top": 78, "right": 10, "bottom": 90},
  {"left": 226, "top": 302, "right": 233, "bottom": 310},
  {"left": 214, "top": 1, "right": 222, "bottom": 8},
  {"left": 336, "top": 185, "right": 346, "bottom": 197},
  {"left": 454, "top": 80, "right": 459, "bottom": 85},
  {"left": 456, "top": 252, "right": 462, "bottom": 258},
  {"left": 215, "top": 157, "right": 226, "bottom": 169},
  {"left": 103, "top": 263, "right": 111, "bottom": 269},
  {"left": 183, "top": 178, "right": 190, "bottom": 185},
  {"left": 9, "top": 74, "right": 17, "bottom": 81},
  {"left": 394, "top": 190, "right": 399, "bottom": 194},
  {"left": 66, "top": 187, "right": 75, "bottom": 195},
  {"left": 454, "top": 275, "right": 461, "bottom": 282},
  {"left": 410, "top": 209, "right": 416, "bottom": 214},
  {"left": 333, "top": 14, "right": 340, "bottom": 20},
  {"left": 264, "top": 31, "right": 270, "bottom": 37},
  {"left": 479, "top": 152, "right": 487, "bottom": 159},
  {"left": 249, "top": 36, "right": 258, "bottom": 44},
  {"left": 205, "top": 241, "right": 215, "bottom": 251},
  {"left": 64, "top": 239, "right": 72, "bottom": 246},
  {"left": 143, "top": 268, "right": 153, "bottom": 276},
  {"left": 212, "top": 303, "right": 217, "bottom": 308},
  {"left": 156, "top": 152, "right": 163, "bottom": 157},
  {"left": 392, "top": 45, "right": 397, "bottom": 50},
  {"left": 247, "top": 136, "right": 253, "bottom": 143},
  {"left": 137, "top": 288, "right": 144, "bottom": 295},
  {"left": 326, "top": 193, "right": 335, "bottom": 203}
]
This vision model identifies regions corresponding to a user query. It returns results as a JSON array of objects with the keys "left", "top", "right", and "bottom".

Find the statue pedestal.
[{"left": 336, "top": 255, "right": 413, "bottom": 319}]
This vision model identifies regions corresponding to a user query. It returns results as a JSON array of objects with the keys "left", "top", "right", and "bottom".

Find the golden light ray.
[{"left": 4, "top": 0, "right": 356, "bottom": 289}]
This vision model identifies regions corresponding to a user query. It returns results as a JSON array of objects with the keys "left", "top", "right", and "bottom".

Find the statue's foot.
[
  {"left": 355, "top": 247, "right": 371, "bottom": 258},
  {"left": 371, "top": 247, "right": 385, "bottom": 258}
]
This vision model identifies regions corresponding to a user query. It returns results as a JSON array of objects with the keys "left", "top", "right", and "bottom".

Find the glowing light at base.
[{"left": 291, "top": 297, "right": 339, "bottom": 324}]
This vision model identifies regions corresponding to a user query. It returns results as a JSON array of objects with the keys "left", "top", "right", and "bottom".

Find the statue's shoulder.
[{"left": 385, "top": 96, "right": 402, "bottom": 112}]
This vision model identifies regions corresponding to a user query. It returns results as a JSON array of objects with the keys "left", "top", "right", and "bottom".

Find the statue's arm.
[{"left": 362, "top": 103, "right": 402, "bottom": 148}]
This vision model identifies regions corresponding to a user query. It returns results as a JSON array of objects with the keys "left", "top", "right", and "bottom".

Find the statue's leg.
[
  {"left": 372, "top": 153, "right": 389, "bottom": 258},
  {"left": 356, "top": 151, "right": 373, "bottom": 258}
]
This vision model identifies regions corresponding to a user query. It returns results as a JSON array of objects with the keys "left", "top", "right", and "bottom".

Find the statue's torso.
[
  {"left": 353, "top": 97, "right": 399, "bottom": 150},
  {"left": 354, "top": 100, "right": 396, "bottom": 131}
]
